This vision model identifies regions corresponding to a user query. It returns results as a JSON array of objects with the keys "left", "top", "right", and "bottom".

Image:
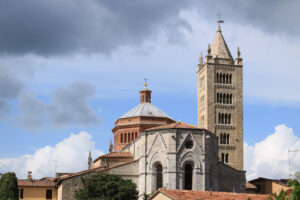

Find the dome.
[{"left": 120, "top": 102, "right": 172, "bottom": 119}]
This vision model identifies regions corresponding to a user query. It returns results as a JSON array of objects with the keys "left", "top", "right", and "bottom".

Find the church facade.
[{"left": 55, "top": 25, "right": 246, "bottom": 200}]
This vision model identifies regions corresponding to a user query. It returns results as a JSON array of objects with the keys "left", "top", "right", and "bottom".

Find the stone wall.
[{"left": 216, "top": 162, "right": 245, "bottom": 193}]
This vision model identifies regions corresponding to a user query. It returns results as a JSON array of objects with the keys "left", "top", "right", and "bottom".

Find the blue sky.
[{"left": 0, "top": 0, "right": 300, "bottom": 180}]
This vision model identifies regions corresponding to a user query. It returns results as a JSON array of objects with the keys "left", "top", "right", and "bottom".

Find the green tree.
[
  {"left": 268, "top": 190, "right": 289, "bottom": 200},
  {"left": 0, "top": 172, "right": 18, "bottom": 200},
  {"left": 74, "top": 172, "right": 138, "bottom": 200},
  {"left": 288, "top": 179, "right": 300, "bottom": 200},
  {"left": 295, "top": 172, "right": 300, "bottom": 182}
]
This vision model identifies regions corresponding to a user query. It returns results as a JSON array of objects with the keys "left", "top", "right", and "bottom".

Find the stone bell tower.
[{"left": 197, "top": 23, "right": 243, "bottom": 170}]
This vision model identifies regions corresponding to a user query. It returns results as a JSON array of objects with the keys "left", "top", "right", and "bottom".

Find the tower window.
[
  {"left": 200, "top": 116, "right": 204, "bottom": 127},
  {"left": 221, "top": 153, "right": 225, "bottom": 163},
  {"left": 120, "top": 134, "right": 123, "bottom": 143},
  {"left": 225, "top": 154, "right": 229, "bottom": 163},
  {"left": 201, "top": 95, "right": 205, "bottom": 107},
  {"left": 200, "top": 76, "right": 205, "bottom": 89},
  {"left": 135, "top": 132, "right": 137, "bottom": 138}
]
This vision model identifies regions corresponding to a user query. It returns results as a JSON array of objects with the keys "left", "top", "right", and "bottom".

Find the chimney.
[{"left": 27, "top": 171, "right": 32, "bottom": 180}]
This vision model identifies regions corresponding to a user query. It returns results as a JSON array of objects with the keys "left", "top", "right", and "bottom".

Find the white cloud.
[
  {"left": 0, "top": 131, "right": 103, "bottom": 179},
  {"left": 245, "top": 124, "right": 300, "bottom": 180}
]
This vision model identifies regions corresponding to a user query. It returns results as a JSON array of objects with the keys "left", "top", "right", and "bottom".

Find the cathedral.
[{"left": 55, "top": 24, "right": 246, "bottom": 200}]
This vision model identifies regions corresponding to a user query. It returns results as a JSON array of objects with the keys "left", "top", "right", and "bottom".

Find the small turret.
[
  {"left": 207, "top": 43, "right": 211, "bottom": 55},
  {"left": 199, "top": 52, "right": 203, "bottom": 65},
  {"left": 235, "top": 46, "right": 243, "bottom": 65},
  {"left": 109, "top": 139, "right": 113, "bottom": 153},
  {"left": 88, "top": 151, "right": 92, "bottom": 169}
]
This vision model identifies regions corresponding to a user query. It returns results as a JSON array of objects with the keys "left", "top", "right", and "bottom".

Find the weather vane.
[{"left": 217, "top": 13, "right": 224, "bottom": 26}]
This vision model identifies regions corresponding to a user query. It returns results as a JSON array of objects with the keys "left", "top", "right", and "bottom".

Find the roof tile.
[
  {"left": 151, "top": 189, "right": 269, "bottom": 200},
  {"left": 18, "top": 180, "right": 55, "bottom": 188}
]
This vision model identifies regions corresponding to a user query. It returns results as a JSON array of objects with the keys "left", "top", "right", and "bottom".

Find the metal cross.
[
  {"left": 217, "top": 13, "right": 224, "bottom": 26},
  {"left": 144, "top": 78, "right": 147, "bottom": 84}
]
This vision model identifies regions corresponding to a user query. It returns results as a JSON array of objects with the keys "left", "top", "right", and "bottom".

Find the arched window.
[
  {"left": 220, "top": 133, "right": 223, "bottom": 144},
  {"left": 224, "top": 114, "right": 228, "bottom": 124},
  {"left": 230, "top": 94, "right": 232, "bottom": 104},
  {"left": 221, "top": 153, "right": 225, "bottom": 163},
  {"left": 124, "top": 134, "right": 127, "bottom": 143},
  {"left": 226, "top": 74, "right": 229, "bottom": 84},
  {"left": 229, "top": 74, "right": 232, "bottom": 84},
  {"left": 221, "top": 114, "right": 225, "bottom": 124},
  {"left": 218, "top": 113, "right": 221, "bottom": 124},
  {"left": 121, "top": 134, "right": 123, "bottom": 143},
  {"left": 184, "top": 163, "right": 193, "bottom": 190},
  {"left": 223, "top": 93, "right": 226, "bottom": 104},
  {"left": 135, "top": 132, "right": 137, "bottom": 138},
  {"left": 217, "top": 93, "right": 219, "bottom": 103},
  {"left": 227, "top": 134, "right": 230, "bottom": 144},
  {"left": 156, "top": 164, "right": 163, "bottom": 190},
  {"left": 128, "top": 133, "right": 130, "bottom": 142},
  {"left": 226, "top": 94, "right": 230, "bottom": 104},
  {"left": 223, "top": 74, "right": 226, "bottom": 84},
  {"left": 228, "top": 114, "right": 231, "bottom": 124},
  {"left": 131, "top": 132, "right": 134, "bottom": 141},
  {"left": 220, "top": 73, "right": 223, "bottom": 83},
  {"left": 216, "top": 73, "right": 219, "bottom": 83},
  {"left": 223, "top": 134, "right": 227, "bottom": 144},
  {"left": 225, "top": 154, "right": 229, "bottom": 163}
]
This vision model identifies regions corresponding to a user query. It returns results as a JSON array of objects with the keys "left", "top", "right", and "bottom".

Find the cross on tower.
[
  {"left": 217, "top": 13, "right": 224, "bottom": 26},
  {"left": 144, "top": 78, "right": 148, "bottom": 89}
]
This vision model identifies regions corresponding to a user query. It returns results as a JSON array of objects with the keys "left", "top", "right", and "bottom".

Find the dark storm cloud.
[
  {"left": 0, "top": 0, "right": 190, "bottom": 56},
  {"left": 18, "top": 82, "right": 99, "bottom": 130},
  {"left": 197, "top": 0, "right": 300, "bottom": 36},
  {"left": 0, "top": 0, "right": 298, "bottom": 56}
]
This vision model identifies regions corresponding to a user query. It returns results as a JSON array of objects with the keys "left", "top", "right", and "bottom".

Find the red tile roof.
[
  {"left": 93, "top": 151, "right": 132, "bottom": 163},
  {"left": 146, "top": 121, "right": 201, "bottom": 131},
  {"left": 18, "top": 180, "right": 55, "bottom": 188},
  {"left": 149, "top": 189, "right": 269, "bottom": 200},
  {"left": 100, "top": 151, "right": 132, "bottom": 158}
]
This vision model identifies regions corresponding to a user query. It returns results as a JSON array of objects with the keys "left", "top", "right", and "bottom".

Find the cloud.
[
  {"left": 0, "top": 0, "right": 190, "bottom": 56},
  {"left": 0, "top": 66, "right": 24, "bottom": 115},
  {"left": 0, "top": 131, "right": 103, "bottom": 179},
  {"left": 18, "top": 81, "right": 100, "bottom": 130},
  {"left": 244, "top": 124, "right": 300, "bottom": 180},
  {"left": 196, "top": 0, "right": 300, "bottom": 37}
]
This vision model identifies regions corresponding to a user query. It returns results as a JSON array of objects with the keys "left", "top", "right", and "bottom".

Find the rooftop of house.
[
  {"left": 18, "top": 179, "right": 55, "bottom": 188},
  {"left": 93, "top": 151, "right": 133, "bottom": 163},
  {"left": 149, "top": 189, "right": 269, "bottom": 200}
]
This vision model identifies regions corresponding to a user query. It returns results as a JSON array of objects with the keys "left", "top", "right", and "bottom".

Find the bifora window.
[{"left": 185, "top": 140, "right": 193, "bottom": 149}]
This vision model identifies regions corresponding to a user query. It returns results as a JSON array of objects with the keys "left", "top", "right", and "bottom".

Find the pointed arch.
[
  {"left": 220, "top": 133, "right": 223, "bottom": 144},
  {"left": 227, "top": 134, "right": 230, "bottom": 144}
]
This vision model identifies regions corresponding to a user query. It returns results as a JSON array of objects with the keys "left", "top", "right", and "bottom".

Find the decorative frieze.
[
  {"left": 215, "top": 84, "right": 235, "bottom": 89},
  {"left": 215, "top": 125, "right": 235, "bottom": 130},
  {"left": 215, "top": 104, "right": 235, "bottom": 109}
]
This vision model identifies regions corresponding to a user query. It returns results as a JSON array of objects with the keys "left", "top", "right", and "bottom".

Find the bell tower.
[{"left": 197, "top": 21, "right": 243, "bottom": 170}]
